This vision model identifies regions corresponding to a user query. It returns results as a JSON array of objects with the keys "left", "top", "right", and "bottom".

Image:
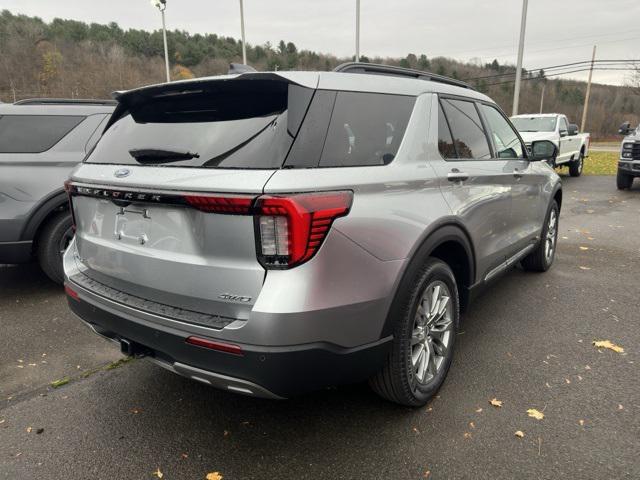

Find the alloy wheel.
[
  {"left": 410, "top": 280, "right": 453, "bottom": 387},
  {"left": 545, "top": 209, "right": 558, "bottom": 263}
]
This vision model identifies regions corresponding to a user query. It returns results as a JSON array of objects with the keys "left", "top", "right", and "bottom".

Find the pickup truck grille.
[
  {"left": 69, "top": 272, "right": 237, "bottom": 330},
  {"left": 629, "top": 142, "right": 640, "bottom": 160}
]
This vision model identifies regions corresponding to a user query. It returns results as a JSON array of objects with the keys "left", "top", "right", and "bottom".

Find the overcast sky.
[{"left": 5, "top": 0, "right": 639, "bottom": 85}]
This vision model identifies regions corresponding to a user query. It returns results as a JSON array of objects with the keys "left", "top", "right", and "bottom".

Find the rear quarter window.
[
  {"left": 318, "top": 92, "right": 415, "bottom": 167},
  {"left": 0, "top": 115, "right": 85, "bottom": 153}
]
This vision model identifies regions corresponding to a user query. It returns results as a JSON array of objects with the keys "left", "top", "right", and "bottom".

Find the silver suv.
[
  {"left": 63, "top": 64, "right": 562, "bottom": 406},
  {"left": 0, "top": 99, "right": 115, "bottom": 283}
]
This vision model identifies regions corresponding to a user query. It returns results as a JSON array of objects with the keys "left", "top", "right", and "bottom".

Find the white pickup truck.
[{"left": 510, "top": 113, "right": 590, "bottom": 177}]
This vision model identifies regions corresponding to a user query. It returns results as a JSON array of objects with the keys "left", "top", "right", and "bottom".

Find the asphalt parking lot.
[{"left": 1, "top": 175, "right": 638, "bottom": 480}]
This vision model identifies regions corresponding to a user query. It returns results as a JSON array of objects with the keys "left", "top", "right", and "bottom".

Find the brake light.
[
  {"left": 65, "top": 284, "right": 79, "bottom": 301},
  {"left": 184, "top": 195, "right": 255, "bottom": 214},
  {"left": 254, "top": 191, "right": 353, "bottom": 268}
]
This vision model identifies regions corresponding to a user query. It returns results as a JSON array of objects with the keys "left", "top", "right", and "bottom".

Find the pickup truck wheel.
[
  {"left": 522, "top": 200, "right": 559, "bottom": 272},
  {"left": 616, "top": 171, "right": 633, "bottom": 190},
  {"left": 569, "top": 153, "right": 584, "bottom": 177},
  {"left": 370, "top": 257, "right": 459, "bottom": 407},
  {"left": 37, "top": 211, "right": 74, "bottom": 285}
]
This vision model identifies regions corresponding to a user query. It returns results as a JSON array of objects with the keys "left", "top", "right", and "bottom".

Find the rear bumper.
[
  {"left": 0, "top": 240, "right": 33, "bottom": 264},
  {"left": 66, "top": 284, "right": 392, "bottom": 398}
]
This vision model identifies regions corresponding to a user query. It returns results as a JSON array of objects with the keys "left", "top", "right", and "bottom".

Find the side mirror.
[
  {"left": 529, "top": 140, "right": 557, "bottom": 162},
  {"left": 618, "top": 121, "right": 632, "bottom": 136},
  {"left": 559, "top": 129, "right": 568, "bottom": 138},
  {"left": 567, "top": 124, "right": 578, "bottom": 136}
]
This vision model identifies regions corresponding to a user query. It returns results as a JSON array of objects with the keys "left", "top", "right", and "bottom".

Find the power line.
[
  {"left": 466, "top": 59, "right": 640, "bottom": 81},
  {"left": 482, "top": 66, "right": 638, "bottom": 87}
]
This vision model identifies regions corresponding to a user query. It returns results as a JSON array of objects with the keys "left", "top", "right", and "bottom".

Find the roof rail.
[
  {"left": 14, "top": 98, "right": 117, "bottom": 106},
  {"left": 333, "top": 62, "right": 474, "bottom": 90}
]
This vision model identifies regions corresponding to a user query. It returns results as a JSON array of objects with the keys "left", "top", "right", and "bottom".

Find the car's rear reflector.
[
  {"left": 185, "top": 336, "right": 244, "bottom": 356},
  {"left": 65, "top": 284, "right": 79, "bottom": 300},
  {"left": 254, "top": 191, "right": 353, "bottom": 268}
]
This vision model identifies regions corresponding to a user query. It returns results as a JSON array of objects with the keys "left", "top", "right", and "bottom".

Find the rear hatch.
[{"left": 68, "top": 74, "right": 317, "bottom": 322}]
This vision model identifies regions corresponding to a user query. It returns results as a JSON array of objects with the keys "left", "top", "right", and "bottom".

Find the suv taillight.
[{"left": 254, "top": 191, "right": 353, "bottom": 268}]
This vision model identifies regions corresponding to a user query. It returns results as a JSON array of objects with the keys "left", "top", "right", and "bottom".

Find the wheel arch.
[
  {"left": 380, "top": 222, "right": 476, "bottom": 338},
  {"left": 20, "top": 189, "right": 69, "bottom": 245}
]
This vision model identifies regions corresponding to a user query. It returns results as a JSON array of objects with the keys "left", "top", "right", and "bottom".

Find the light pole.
[
  {"left": 580, "top": 45, "right": 597, "bottom": 132},
  {"left": 355, "top": 0, "right": 360, "bottom": 62},
  {"left": 151, "top": 0, "right": 171, "bottom": 82},
  {"left": 512, "top": 0, "right": 528, "bottom": 116},
  {"left": 239, "top": 0, "right": 247, "bottom": 65}
]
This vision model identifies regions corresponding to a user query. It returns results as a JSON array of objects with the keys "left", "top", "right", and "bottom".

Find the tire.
[
  {"left": 36, "top": 211, "right": 74, "bottom": 284},
  {"left": 370, "top": 257, "right": 460, "bottom": 407},
  {"left": 616, "top": 170, "right": 633, "bottom": 190},
  {"left": 569, "top": 152, "right": 584, "bottom": 177},
  {"left": 521, "top": 200, "right": 559, "bottom": 272}
]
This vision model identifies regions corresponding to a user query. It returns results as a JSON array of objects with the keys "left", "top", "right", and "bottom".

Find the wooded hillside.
[{"left": 1, "top": 10, "right": 638, "bottom": 137}]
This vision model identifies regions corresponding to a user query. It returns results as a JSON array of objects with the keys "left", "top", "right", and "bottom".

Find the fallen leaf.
[
  {"left": 475, "top": 408, "right": 483, "bottom": 413},
  {"left": 206, "top": 473, "right": 223, "bottom": 480},
  {"left": 585, "top": 365, "right": 591, "bottom": 370},
  {"left": 463, "top": 432, "right": 472, "bottom": 439},
  {"left": 36, "top": 428, "right": 44, "bottom": 434},
  {"left": 181, "top": 453, "right": 188, "bottom": 459},
  {"left": 26, "top": 427, "right": 32, "bottom": 433},
  {"left": 618, "top": 404, "right": 624, "bottom": 411},
  {"left": 579, "top": 419, "right": 585, "bottom": 426},
  {"left": 50, "top": 378, "right": 69, "bottom": 388},
  {"left": 423, "top": 471, "right": 431, "bottom": 478},
  {"left": 152, "top": 467, "right": 163, "bottom": 479},
  {"left": 565, "top": 378, "right": 571, "bottom": 384},
  {"left": 579, "top": 266, "right": 591, "bottom": 271},
  {"left": 0, "top": 419, "right": 5, "bottom": 424},
  {"left": 527, "top": 409, "right": 545, "bottom": 420},
  {"left": 592, "top": 340, "right": 624, "bottom": 353},
  {"left": 28, "top": 363, "right": 36, "bottom": 367},
  {"left": 579, "top": 246, "right": 589, "bottom": 251},
  {"left": 514, "top": 430, "right": 525, "bottom": 438},
  {"left": 223, "top": 430, "right": 230, "bottom": 437},
  {"left": 489, "top": 398, "right": 502, "bottom": 408},
  {"left": 129, "top": 408, "right": 142, "bottom": 414},
  {"left": 469, "top": 422, "right": 475, "bottom": 429},
  {"left": 577, "top": 375, "right": 583, "bottom": 381},
  {"left": 412, "top": 427, "right": 420, "bottom": 434}
]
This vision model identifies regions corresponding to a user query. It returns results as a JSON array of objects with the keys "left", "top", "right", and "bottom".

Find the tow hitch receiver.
[{"left": 120, "top": 338, "right": 147, "bottom": 357}]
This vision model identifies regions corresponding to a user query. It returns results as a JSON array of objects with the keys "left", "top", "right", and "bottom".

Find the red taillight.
[
  {"left": 254, "top": 191, "right": 353, "bottom": 268},
  {"left": 185, "top": 336, "right": 243, "bottom": 356},
  {"left": 65, "top": 284, "right": 79, "bottom": 301},
  {"left": 184, "top": 195, "right": 255, "bottom": 214}
]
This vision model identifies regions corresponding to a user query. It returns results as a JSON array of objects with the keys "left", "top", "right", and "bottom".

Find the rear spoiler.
[{"left": 105, "top": 72, "right": 319, "bottom": 133}]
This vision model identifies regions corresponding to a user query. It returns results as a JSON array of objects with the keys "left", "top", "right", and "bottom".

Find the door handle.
[
  {"left": 447, "top": 169, "right": 469, "bottom": 182},
  {"left": 513, "top": 168, "right": 523, "bottom": 179}
]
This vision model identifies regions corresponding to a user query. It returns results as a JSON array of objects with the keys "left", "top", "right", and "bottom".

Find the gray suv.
[
  {"left": 63, "top": 64, "right": 562, "bottom": 406},
  {"left": 0, "top": 99, "right": 115, "bottom": 283}
]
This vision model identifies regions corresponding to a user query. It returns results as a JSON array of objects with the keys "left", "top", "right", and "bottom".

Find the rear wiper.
[{"left": 128, "top": 148, "right": 200, "bottom": 164}]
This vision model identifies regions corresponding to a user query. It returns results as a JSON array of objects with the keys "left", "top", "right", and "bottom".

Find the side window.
[
  {"left": 440, "top": 98, "right": 491, "bottom": 160},
  {"left": 559, "top": 116, "right": 568, "bottom": 133},
  {"left": 0, "top": 115, "right": 85, "bottom": 153},
  {"left": 480, "top": 105, "right": 524, "bottom": 159},
  {"left": 437, "top": 102, "right": 457, "bottom": 159},
  {"left": 318, "top": 91, "right": 415, "bottom": 167}
]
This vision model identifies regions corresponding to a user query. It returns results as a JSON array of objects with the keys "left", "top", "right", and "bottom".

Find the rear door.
[
  {"left": 558, "top": 115, "right": 574, "bottom": 162},
  {"left": 430, "top": 96, "right": 514, "bottom": 280},
  {"left": 69, "top": 77, "right": 316, "bottom": 321}
]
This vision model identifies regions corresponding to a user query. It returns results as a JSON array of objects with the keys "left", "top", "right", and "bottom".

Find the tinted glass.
[
  {"left": 318, "top": 92, "right": 415, "bottom": 167},
  {"left": 0, "top": 115, "right": 85, "bottom": 153},
  {"left": 481, "top": 105, "right": 524, "bottom": 159},
  {"left": 511, "top": 116, "right": 557, "bottom": 132},
  {"left": 437, "top": 102, "right": 457, "bottom": 159},
  {"left": 87, "top": 81, "right": 312, "bottom": 169},
  {"left": 440, "top": 99, "right": 491, "bottom": 160}
]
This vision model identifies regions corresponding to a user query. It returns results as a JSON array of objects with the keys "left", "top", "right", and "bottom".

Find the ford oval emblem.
[{"left": 114, "top": 168, "right": 131, "bottom": 178}]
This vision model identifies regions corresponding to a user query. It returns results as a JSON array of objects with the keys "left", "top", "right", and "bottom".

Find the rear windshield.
[
  {"left": 511, "top": 116, "right": 557, "bottom": 133},
  {"left": 86, "top": 80, "right": 415, "bottom": 169}
]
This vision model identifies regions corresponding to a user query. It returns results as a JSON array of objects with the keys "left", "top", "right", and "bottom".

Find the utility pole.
[
  {"left": 539, "top": 82, "right": 546, "bottom": 113},
  {"left": 580, "top": 45, "right": 597, "bottom": 132},
  {"left": 512, "top": 0, "right": 528, "bottom": 116},
  {"left": 239, "top": 0, "right": 247, "bottom": 65},
  {"left": 355, "top": 0, "right": 360, "bottom": 62}
]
